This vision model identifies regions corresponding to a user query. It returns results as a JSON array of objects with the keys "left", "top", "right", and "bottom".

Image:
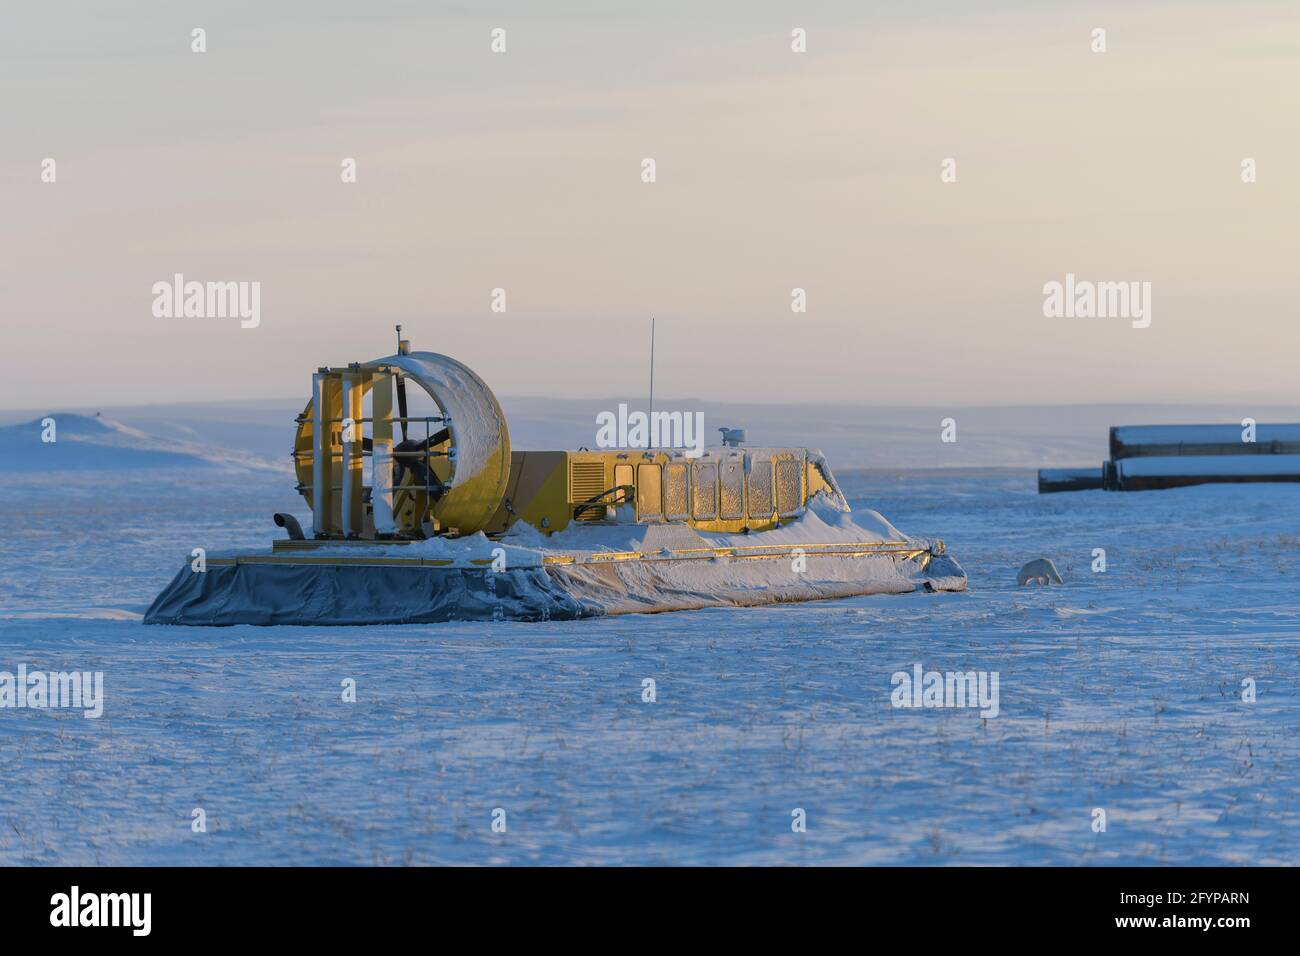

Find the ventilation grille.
[{"left": 569, "top": 461, "right": 607, "bottom": 519}]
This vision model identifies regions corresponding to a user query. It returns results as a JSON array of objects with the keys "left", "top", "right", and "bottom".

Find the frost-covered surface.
[
  {"left": 147, "top": 494, "right": 955, "bottom": 624},
  {"left": 1118, "top": 454, "right": 1300, "bottom": 477},
  {"left": 1113, "top": 423, "right": 1300, "bottom": 448},
  {"left": 223, "top": 493, "right": 908, "bottom": 571},
  {"left": 372, "top": 493, "right": 911, "bottom": 568},
  {"left": 1, "top": 468, "right": 1298, "bottom": 865},
  {"left": 373, "top": 351, "right": 509, "bottom": 484}
]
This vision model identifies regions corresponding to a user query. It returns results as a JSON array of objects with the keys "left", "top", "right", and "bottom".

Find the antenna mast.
[{"left": 648, "top": 316, "right": 655, "bottom": 426}]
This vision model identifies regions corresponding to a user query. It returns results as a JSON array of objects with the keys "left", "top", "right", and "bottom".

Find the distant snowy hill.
[
  {"left": 0, "top": 414, "right": 289, "bottom": 472},
  {"left": 3, "top": 400, "right": 1298, "bottom": 472}
]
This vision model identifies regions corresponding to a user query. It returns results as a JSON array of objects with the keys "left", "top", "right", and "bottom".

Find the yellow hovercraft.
[{"left": 146, "top": 338, "right": 965, "bottom": 625}]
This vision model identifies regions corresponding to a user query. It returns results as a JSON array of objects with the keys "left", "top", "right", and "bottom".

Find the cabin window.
[
  {"left": 636, "top": 463, "right": 662, "bottom": 518},
  {"left": 747, "top": 457, "right": 773, "bottom": 518},
  {"left": 719, "top": 458, "right": 744, "bottom": 519},
  {"left": 664, "top": 462, "right": 689, "bottom": 520},
  {"left": 775, "top": 458, "right": 803, "bottom": 516},
  {"left": 692, "top": 461, "right": 718, "bottom": 519},
  {"left": 613, "top": 463, "right": 633, "bottom": 504}
]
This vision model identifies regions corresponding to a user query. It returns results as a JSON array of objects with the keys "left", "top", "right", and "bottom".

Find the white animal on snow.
[{"left": 1017, "top": 558, "right": 1063, "bottom": 586}]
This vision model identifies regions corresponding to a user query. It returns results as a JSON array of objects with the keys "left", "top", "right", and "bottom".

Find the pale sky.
[{"left": 2, "top": 0, "right": 1297, "bottom": 409}]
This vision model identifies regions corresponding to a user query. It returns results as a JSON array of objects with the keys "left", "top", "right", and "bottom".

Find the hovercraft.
[{"left": 145, "top": 340, "right": 965, "bottom": 625}]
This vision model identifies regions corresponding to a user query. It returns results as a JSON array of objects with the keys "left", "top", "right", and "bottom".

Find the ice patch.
[{"left": 1, "top": 608, "right": 144, "bottom": 622}]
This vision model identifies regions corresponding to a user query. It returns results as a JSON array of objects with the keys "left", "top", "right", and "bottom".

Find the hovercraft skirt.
[{"left": 143, "top": 544, "right": 965, "bottom": 626}]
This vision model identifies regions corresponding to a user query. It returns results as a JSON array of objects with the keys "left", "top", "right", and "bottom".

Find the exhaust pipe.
[{"left": 274, "top": 513, "right": 306, "bottom": 540}]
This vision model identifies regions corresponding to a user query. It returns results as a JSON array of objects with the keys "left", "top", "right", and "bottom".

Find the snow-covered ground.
[{"left": 0, "top": 467, "right": 1297, "bottom": 865}]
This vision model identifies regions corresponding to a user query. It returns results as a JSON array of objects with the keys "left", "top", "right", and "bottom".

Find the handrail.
[{"left": 573, "top": 485, "right": 636, "bottom": 520}]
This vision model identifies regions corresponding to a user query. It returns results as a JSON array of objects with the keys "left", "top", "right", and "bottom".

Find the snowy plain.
[{"left": 1, "top": 461, "right": 1296, "bottom": 866}]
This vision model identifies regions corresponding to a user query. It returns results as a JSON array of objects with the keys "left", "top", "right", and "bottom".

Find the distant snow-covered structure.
[{"left": 1039, "top": 423, "right": 1300, "bottom": 493}]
